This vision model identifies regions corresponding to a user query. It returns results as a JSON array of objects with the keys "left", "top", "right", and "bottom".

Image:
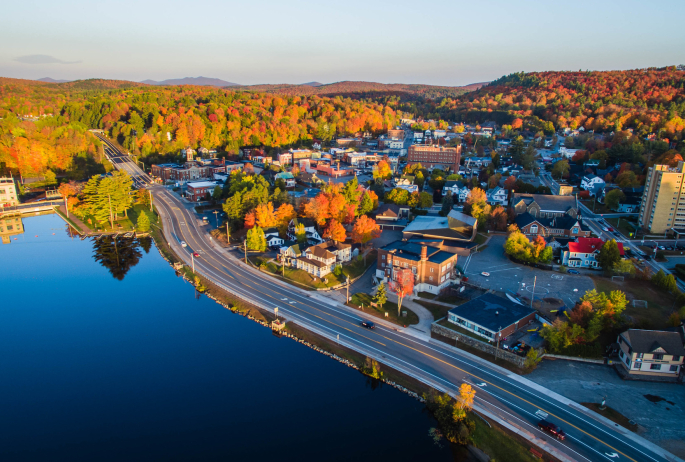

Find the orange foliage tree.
[
  {"left": 351, "top": 215, "right": 381, "bottom": 245},
  {"left": 323, "top": 219, "right": 346, "bottom": 242}
]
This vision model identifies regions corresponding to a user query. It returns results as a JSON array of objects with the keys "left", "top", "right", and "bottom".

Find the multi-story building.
[
  {"left": 294, "top": 243, "right": 338, "bottom": 277},
  {"left": 0, "top": 177, "right": 18, "bottom": 207},
  {"left": 0, "top": 216, "right": 24, "bottom": 244},
  {"left": 638, "top": 162, "right": 685, "bottom": 233},
  {"left": 387, "top": 128, "right": 405, "bottom": 139},
  {"left": 617, "top": 329, "right": 684, "bottom": 380},
  {"left": 151, "top": 161, "right": 229, "bottom": 183},
  {"left": 511, "top": 193, "right": 578, "bottom": 218},
  {"left": 186, "top": 181, "right": 217, "bottom": 202},
  {"left": 376, "top": 241, "right": 460, "bottom": 295},
  {"left": 407, "top": 145, "right": 461, "bottom": 172}
]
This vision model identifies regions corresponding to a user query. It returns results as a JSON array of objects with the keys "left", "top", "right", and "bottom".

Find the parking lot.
[{"left": 463, "top": 235, "right": 595, "bottom": 308}]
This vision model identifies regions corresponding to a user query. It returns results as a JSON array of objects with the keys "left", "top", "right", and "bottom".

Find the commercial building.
[
  {"left": 186, "top": 181, "right": 217, "bottom": 202},
  {"left": 0, "top": 177, "right": 18, "bottom": 207},
  {"left": 511, "top": 193, "right": 578, "bottom": 218},
  {"left": 447, "top": 293, "right": 536, "bottom": 342},
  {"left": 638, "top": 162, "right": 685, "bottom": 234},
  {"left": 376, "top": 241, "right": 460, "bottom": 295},
  {"left": 407, "top": 145, "right": 461, "bottom": 172},
  {"left": 617, "top": 329, "right": 684, "bottom": 380},
  {"left": 402, "top": 210, "right": 477, "bottom": 242}
]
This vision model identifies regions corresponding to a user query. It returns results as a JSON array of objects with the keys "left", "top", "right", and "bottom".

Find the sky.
[{"left": 1, "top": 0, "right": 684, "bottom": 87}]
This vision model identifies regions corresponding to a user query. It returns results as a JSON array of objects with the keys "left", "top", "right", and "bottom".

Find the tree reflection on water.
[{"left": 92, "top": 236, "right": 144, "bottom": 280}]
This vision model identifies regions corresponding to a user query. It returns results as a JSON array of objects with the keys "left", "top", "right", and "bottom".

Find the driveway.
[
  {"left": 527, "top": 360, "right": 685, "bottom": 458},
  {"left": 464, "top": 235, "right": 595, "bottom": 308}
]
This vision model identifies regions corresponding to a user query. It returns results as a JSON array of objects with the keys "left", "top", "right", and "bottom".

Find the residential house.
[
  {"left": 294, "top": 244, "right": 337, "bottom": 278},
  {"left": 447, "top": 293, "right": 536, "bottom": 342},
  {"left": 442, "top": 180, "right": 463, "bottom": 197},
  {"left": 617, "top": 329, "right": 684, "bottom": 379},
  {"left": 310, "top": 241, "right": 352, "bottom": 263},
  {"left": 515, "top": 212, "right": 591, "bottom": 238},
  {"left": 287, "top": 218, "right": 322, "bottom": 244},
  {"left": 376, "top": 241, "right": 460, "bottom": 295},
  {"left": 375, "top": 203, "right": 410, "bottom": 230},
  {"left": 275, "top": 172, "right": 296, "bottom": 189},
  {"left": 263, "top": 228, "right": 284, "bottom": 247},
  {"left": 561, "top": 237, "right": 624, "bottom": 268},
  {"left": 581, "top": 174, "right": 606, "bottom": 196},
  {"left": 486, "top": 187, "right": 508, "bottom": 206},
  {"left": 511, "top": 193, "right": 578, "bottom": 218}
]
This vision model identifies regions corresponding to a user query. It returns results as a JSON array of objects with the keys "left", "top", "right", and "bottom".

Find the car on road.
[
  {"left": 538, "top": 420, "right": 566, "bottom": 440},
  {"left": 567, "top": 269, "right": 580, "bottom": 274},
  {"left": 659, "top": 246, "right": 666, "bottom": 250},
  {"left": 181, "top": 241, "right": 187, "bottom": 247},
  {"left": 602, "top": 227, "right": 609, "bottom": 232},
  {"left": 607, "top": 227, "right": 614, "bottom": 232},
  {"left": 481, "top": 272, "right": 490, "bottom": 277},
  {"left": 193, "top": 252, "right": 200, "bottom": 258},
  {"left": 360, "top": 320, "right": 375, "bottom": 329}
]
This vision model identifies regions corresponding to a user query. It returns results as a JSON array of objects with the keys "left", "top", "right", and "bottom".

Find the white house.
[
  {"left": 486, "top": 187, "right": 508, "bottom": 206},
  {"left": 442, "top": 180, "right": 462, "bottom": 197},
  {"left": 413, "top": 132, "right": 424, "bottom": 141},
  {"left": 294, "top": 243, "right": 338, "bottom": 277},
  {"left": 263, "top": 228, "right": 284, "bottom": 247},
  {"left": 561, "top": 237, "right": 624, "bottom": 268},
  {"left": 580, "top": 174, "right": 605, "bottom": 195},
  {"left": 287, "top": 218, "right": 322, "bottom": 244},
  {"left": 559, "top": 146, "right": 579, "bottom": 159}
]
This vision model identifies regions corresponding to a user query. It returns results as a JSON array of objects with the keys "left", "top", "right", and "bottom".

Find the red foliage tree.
[{"left": 389, "top": 268, "right": 415, "bottom": 317}]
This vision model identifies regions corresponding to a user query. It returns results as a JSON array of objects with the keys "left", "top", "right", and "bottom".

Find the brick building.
[
  {"left": 151, "top": 161, "right": 228, "bottom": 183},
  {"left": 186, "top": 181, "right": 217, "bottom": 202},
  {"left": 407, "top": 145, "right": 461, "bottom": 171},
  {"left": 447, "top": 293, "right": 536, "bottom": 342},
  {"left": 376, "top": 241, "right": 459, "bottom": 295}
]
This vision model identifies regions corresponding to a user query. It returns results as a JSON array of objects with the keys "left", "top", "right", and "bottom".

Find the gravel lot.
[{"left": 527, "top": 360, "right": 685, "bottom": 457}]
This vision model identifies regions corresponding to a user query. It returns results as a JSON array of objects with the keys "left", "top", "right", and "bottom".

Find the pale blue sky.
[{"left": 1, "top": 0, "right": 684, "bottom": 86}]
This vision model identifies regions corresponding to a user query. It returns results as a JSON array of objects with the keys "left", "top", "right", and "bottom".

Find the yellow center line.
[{"left": 159, "top": 197, "right": 637, "bottom": 462}]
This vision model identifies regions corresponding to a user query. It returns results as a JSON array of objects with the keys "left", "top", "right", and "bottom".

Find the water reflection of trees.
[{"left": 92, "top": 236, "right": 144, "bottom": 280}]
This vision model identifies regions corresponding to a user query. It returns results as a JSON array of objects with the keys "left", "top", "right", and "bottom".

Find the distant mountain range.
[
  {"left": 140, "top": 76, "right": 239, "bottom": 87},
  {"left": 300, "top": 82, "right": 323, "bottom": 87},
  {"left": 37, "top": 77, "right": 71, "bottom": 83}
]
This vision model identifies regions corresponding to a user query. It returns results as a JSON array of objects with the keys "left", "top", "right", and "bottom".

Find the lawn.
[
  {"left": 470, "top": 414, "right": 546, "bottom": 462},
  {"left": 581, "top": 403, "right": 637, "bottom": 430},
  {"left": 54, "top": 207, "right": 83, "bottom": 233},
  {"left": 591, "top": 276, "right": 678, "bottom": 328},
  {"left": 581, "top": 199, "right": 610, "bottom": 214},
  {"left": 415, "top": 300, "right": 454, "bottom": 320},
  {"left": 606, "top": 217, "right": 638, "bottom": 238},
  {"left": 474, "top": 233, "right": 488, "bottom": 245},
  {"left": 349, "top": 292, "right": 419, "bottom": 326},
  {"left": 417, "top": 291, "right": 436, "bottom": 300}
]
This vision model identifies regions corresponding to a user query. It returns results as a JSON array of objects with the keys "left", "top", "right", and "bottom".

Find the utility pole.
[
  {"left": 64, "top": 194, "right": 69, "bottom": 218},
  {"left": 346, "top": 276, "right": 350, "bottom": 303},
  {"left": 244, "top": 240, "right": 248, "bottom": 263},
  {"left": 213, "top": 210, "right": 219, "bottom": 228},
  {"left": 149, "top": 189, "right": 153, "bottom": 212},
  {"left": 191, "top": 253, "right": 195, "bottom": 273},
  {"left": 226, "top": 222, "right": 230, "bottom": 244},
  {"left": 531, "top": 276, "right": 537, "bottom": 309}
]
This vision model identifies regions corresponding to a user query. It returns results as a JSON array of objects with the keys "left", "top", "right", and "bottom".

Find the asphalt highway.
[{"left": 94, "top": 134, "right": 681, "bottom": 462}]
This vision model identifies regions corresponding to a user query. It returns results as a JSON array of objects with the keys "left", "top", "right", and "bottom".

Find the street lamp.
[{"left": 213, "top": 210, "right": 219, "bottom": 228}]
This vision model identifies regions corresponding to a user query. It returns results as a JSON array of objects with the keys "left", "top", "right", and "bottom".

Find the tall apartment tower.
[
  {"left": 407, "top": 145, "right": 461, "bottom": 172},
  {"left": 638, "top": 161, "right": 685, "bottom": 234}
]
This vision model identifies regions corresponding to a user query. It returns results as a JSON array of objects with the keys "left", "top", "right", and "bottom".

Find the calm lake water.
[{"left": 0, "top": 214, "right": 451, "bottom": 461}]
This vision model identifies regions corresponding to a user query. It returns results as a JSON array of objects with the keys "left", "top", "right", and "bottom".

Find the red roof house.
[{"left": 562, "top": 237, "right": 623, "bottom": 269}]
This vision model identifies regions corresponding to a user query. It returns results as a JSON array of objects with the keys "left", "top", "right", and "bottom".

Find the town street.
[{"left": 96, "top": 134, "right": 682, "bottom": 462}]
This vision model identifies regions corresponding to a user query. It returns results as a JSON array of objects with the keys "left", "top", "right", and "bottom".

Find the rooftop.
[
  {"left": 448, "top": 293, "right": 536, "bottom": 333},
  {"left": 620, "top": 329, "right": 685, "bottom": 356},
  {"left": 186, "top": 181, "right": 218, "bottom": 188}
]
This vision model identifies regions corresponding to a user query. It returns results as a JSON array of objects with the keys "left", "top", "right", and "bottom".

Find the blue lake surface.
[{"left": 0, "top": 214, "right": 451, "bottom": 461}]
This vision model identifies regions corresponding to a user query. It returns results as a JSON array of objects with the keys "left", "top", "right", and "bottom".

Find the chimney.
[{"left": 420, "top": 246, "right": 428, "bottom": 261}]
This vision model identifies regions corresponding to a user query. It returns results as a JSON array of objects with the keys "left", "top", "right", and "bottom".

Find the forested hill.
[
  {"left": 412, "top": 68, "right": 685, "bottom": 138},
  {"left": 239, "top": 81, "right": 485, "bottom": 99}
]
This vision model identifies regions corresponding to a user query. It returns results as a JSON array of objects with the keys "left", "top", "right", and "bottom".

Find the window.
[
  {"left": 672, "top": 355, "right": 680, "bottom": 361},
  {"left": 430, "top": 268, "right": 434, "bottom": 273},
  {"left": 652, "top": 354, "right": 663, "bottom": 360},
  {"left": 650, "top": 364, "right": 662, "bottom": 370},
  {"left": 530, "top": 224, "right": 538, "bottom": 234},
  {"left": 670, "top": 365, "right": 679, "bottom": 372},
  {"left": 382, "top": 255, "right": 385, "bottom": 260}
]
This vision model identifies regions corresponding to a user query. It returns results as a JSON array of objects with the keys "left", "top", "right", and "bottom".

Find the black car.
[
  {"left": 644, "top": 254, "right": 652, "bottom": 261},
  {"left": 538, "top": 420, "right": 566, "bottom": 440},
  {"left": 360, "top": 320, "right": 376, "bottom": 329},
  {"left": 567, "top": 269, "right": 580, "bottom": 275}
]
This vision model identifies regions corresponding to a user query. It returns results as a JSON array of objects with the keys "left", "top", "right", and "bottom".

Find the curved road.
[{"left": 95, "top": 134, "right": 681, "bottom": 462}]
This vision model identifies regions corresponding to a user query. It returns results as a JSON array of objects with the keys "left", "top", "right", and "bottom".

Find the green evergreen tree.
[
  {"left": 597, "top": 239, "right": 621, "bottom": 270},
  {"left": 358, "top": 191, "right": 374, "bottom": 215},
  {"left": 137, "top": 212, "right": 150, "bottom": 232},
  {"left": 440, "top": 193, "right": 454, "bottom": 216},
  {"left": 375, "top": 282, "right": 387, "bottom": 310}
]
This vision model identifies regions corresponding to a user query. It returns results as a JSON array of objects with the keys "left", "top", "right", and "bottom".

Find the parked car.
[
  {"left": 567, "top": 269, "right": 580, "bottom": 275},
  {"left": 360, "top": 320, "right": 375, "bottom": 329},
  {"left": 181, "top": 241, "right": 187, "bottom": 247},
  {"left": 537, "top": 420, "right": 566, "bottom": 440}
]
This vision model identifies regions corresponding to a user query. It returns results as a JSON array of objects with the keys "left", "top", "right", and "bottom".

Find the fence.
[{"left": 431, "top": 322, "right": 528, "bottom": 368}]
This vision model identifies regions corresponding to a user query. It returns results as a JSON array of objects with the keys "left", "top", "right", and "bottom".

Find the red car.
[
  {"left": 538, "top": 420, "right": 566, "bottom": 440},
  {"left": 192, "top": 252, "right": 200, "bottom": 258}
]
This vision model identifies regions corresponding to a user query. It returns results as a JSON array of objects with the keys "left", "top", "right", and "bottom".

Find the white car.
[
  {"left": 602, "top": 227, "right": 609, "bottom": 232},
  {"left": 181, "top": 241, "right": 187, "bottom": 247},
  {"left": 481, "top": 272, "right": 490, "bottom": 277}
]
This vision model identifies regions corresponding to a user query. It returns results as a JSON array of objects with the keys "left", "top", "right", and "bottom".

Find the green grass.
[
  {"left": 417, "top": 291, "right": 437, "bottom": 300},
  {"left": 581, "top": 403, "right": 637, "bottom": 430},
  {"left": 474, "top": 233, "right": 488, "bottom": 245},
  {"left": 349, "top": 293, "right": 419, "bottom": 326},
  {"left": 470, "top": 414, "right": 543, "bottom": 462},
  {"left": 53, "top": 207, "right": 83, "bottom": 233},
  {"left": 606, "top": 217, "right": 638, "bottom": 238},
  {"left": 592, "top": 276, "right": 677, "bottom": 329},
  {"left": 581, "top": 199, "right": 609, "bottom": 214},
  {"left": 414, "top": 300, "right": 453, "bottom": 320}
]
